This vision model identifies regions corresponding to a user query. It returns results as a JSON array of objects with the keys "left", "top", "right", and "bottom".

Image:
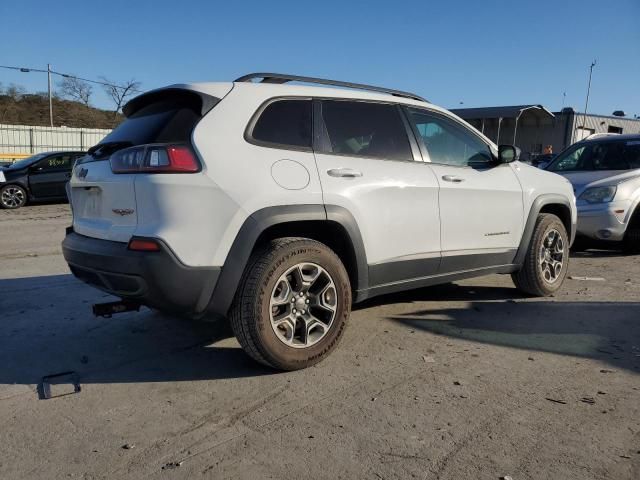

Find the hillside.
[{"left": 0, "top": 93, "right": 123, "bottom": 129}]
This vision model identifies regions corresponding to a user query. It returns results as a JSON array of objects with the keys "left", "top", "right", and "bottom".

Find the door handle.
[
  {"left": 442, "top": 175, "right": 465, "bottom": 183},
  {"left": 327, "top": 168, "right": 363, "bottom": 178}
]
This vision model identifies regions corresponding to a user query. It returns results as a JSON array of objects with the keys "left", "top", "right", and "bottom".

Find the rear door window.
[
  {"left": 319, "top": 100, "right": 413, "bottom": 161},
  {"left": 250, "top": 99, "right": 312, "bottom": 148}
]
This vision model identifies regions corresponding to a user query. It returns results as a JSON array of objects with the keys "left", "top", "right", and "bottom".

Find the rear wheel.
[
  {"left": 512, "top": 213, "right": 569, "bottom": 296},
  {"left": 0, "top": 184, "right": 27, "bottom": 209},
  {"left": 229, "top": 238, "right": 351, "bottom": 370}
]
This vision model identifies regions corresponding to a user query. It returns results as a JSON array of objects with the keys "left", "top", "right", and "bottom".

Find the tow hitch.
[{"left": 92, "top": 300, "right": 141, "bottom": 318}]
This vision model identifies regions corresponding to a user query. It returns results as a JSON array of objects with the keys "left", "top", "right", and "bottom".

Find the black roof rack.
[{"left": 234, "top": 72, "right": 428, "bottom": 103}]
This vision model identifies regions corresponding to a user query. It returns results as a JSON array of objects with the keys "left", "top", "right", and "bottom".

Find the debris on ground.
[
  {"left": 162, "top": 461, "right": 183, "bottom": 470},
  {"left": 568, "top": 276, "right": 606, "bottom": 281},
  {"left": 39, "top": 371, "right": 81, "bottom": 400},
  {"left": 453, "top": 381, "right": 461, "bottom": 386},
  {"left": 122, "top": 444, "right": 135, "bottom": 450},
  {"left": 580, "top": 397, "right": 596, "bottom": 405},
  {"left": 545, "top": 397, "right": 567, "bottom": 405},
  {"left": 422, "top": 355, "right": 435, "bottom": 363}
]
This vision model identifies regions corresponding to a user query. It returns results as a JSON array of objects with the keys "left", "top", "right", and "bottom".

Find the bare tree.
[
  {"left": 58, "top": 77, "right": 93, "bottom": 106},
  {"left": 100, "top": 77, "right": 141, "bottom": 117},
  {"left": 4, "top": 83, "right": 26, "bottom": 101}
]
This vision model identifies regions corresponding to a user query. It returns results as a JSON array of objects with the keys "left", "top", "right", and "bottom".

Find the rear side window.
[
  {"left": 319, "top": 100, "right": 412, "bottom": 161},
  {"left": 251, "top": 99, "right": 312, "bottom": 148}
]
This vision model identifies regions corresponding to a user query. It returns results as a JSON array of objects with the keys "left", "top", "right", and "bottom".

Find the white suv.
[{"left": 62, "top": 73, "right": 577, "bottom": 370}]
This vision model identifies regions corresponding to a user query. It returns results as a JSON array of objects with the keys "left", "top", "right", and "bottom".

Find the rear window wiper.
[{"left": 88, "top": 141, "right": 133, "bottom": 158}]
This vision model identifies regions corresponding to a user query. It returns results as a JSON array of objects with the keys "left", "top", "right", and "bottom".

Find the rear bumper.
[{"left": 62, "top": 229, "right": 220, "bottom": 314}]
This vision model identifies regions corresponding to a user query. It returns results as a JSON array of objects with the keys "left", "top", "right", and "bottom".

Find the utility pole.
[{"left": 47, "top": 63, "right": 53, "bottom": 127}]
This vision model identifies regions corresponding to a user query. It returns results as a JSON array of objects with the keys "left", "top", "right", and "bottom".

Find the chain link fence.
[{"left": 0, "top": 123, "right": 111, "bottom": 162}]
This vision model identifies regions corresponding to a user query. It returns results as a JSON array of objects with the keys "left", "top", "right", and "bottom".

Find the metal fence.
[{"left": 0, "top": 123, "right": 111, "bottom": 160}]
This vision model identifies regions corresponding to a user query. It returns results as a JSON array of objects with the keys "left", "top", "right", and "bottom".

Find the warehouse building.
[{"left": 450, "top": 105, "right": 640, "bottom": 161}]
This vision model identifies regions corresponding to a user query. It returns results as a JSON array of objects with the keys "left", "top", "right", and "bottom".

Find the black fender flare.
[
  {"left": 513, "top": 194, "right": 575, "bottom": 267},
  {"left": 205, "top": 204, "right": 368, "bottom": 317}
]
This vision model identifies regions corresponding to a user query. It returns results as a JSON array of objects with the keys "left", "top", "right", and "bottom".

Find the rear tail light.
[
  {"left": 110, "top": 144, "right": 200, "bottom": 173},
  {"left": 128, "top": 238, "right": 161, "bottom": 252}
]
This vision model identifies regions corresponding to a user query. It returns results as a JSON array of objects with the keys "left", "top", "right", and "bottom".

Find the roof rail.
[{"left": 234, "top": 72, "right": 428, "bottom": 103}]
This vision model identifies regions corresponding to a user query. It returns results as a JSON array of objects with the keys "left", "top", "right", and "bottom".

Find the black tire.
[
  {"left": 623, "top": 227, "right": 640, "bottom": 254},
  {"left": 512, "top": 213, "right": 569, "bottom": 296},
  {"left": 229, "top": 237, "right": 351, "bottom": 371},
  {"left": 0, "top": 184, "right": 27, "bottom": 209},
  {"left": 569, "top": 235, "right": 591, "bottom": 253}
]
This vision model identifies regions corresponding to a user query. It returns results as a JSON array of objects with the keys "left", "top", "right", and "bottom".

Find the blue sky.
[{"left": 2, "top": 0, "right": 639, "bottom": 116}]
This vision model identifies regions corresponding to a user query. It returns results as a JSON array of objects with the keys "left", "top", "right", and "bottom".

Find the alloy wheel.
[
  {"left": 269, "top": 262, "right": 337, "bottom": 348},
  {"left": 1, "top": 187, "right": 25, "bottom": 208},
  {"left": 538, "top": 228, "right": 564, "bottom": 283}
]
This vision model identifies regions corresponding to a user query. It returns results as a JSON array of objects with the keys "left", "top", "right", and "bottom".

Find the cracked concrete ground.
[{"left": 1, "top": 204, "right": 639, "bottom": 479}]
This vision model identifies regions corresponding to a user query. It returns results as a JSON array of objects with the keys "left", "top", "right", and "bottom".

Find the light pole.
[
  {"left": 576, "top": 60, "right": 596, "bottom": 141},
  {"left": 513, "top": 106, "right": 540, "bottom": 145}
]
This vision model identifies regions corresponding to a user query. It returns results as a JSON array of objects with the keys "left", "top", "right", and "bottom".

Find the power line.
[{"left": 0, "top": 64, "right": 143, "bottom": 93}]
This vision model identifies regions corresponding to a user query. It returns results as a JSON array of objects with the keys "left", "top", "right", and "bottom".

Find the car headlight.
[{"left": 578, "top": 186, "right": 617, "bottom": 204}]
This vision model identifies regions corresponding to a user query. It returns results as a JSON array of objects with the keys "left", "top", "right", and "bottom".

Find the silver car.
[{"left": 546, "top": 134, "right": 640, "bottom": 252}]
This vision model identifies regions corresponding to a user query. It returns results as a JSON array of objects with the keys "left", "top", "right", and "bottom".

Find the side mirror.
[{"left": 498, "top": 145, "right": 520, "bottom": 164}]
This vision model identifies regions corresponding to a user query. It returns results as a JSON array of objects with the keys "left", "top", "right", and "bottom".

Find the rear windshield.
[
  {"left": 84, "top": 92, "right": 208, "bottom": 161},
  {"left": 105, "top": 96, "right": 201, "bottom": 145},
  {"left": 548, "top": 139, "right": 640, "bottom": 172}
]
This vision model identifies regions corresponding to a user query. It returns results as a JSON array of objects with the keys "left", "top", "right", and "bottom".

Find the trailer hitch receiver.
[{"left": 92, "top": 300, "right": 141, "bottom": 318}]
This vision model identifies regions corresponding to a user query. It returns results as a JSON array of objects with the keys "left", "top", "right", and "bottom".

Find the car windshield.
[
  {"left": 6, "top": 153, "right": 49, "bottom": 169},
  {"left": 547, "top": 139, "right": 640, "bottom": 172}
]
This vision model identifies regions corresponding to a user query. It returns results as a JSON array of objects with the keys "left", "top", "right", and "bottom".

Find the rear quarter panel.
[{"left": 189, "top": 84, "right": 324, "bottom": 267}]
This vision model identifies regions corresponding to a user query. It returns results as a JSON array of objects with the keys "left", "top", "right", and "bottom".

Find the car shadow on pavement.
[
  {"left": 0, "top": 274, "right": 274, "bottom": 388},
  {"left": 387, "top": 299, "right": 640, "bottom": 374},
  {"left": 355, "top": 283, "right": 528, "bottom": 311}
]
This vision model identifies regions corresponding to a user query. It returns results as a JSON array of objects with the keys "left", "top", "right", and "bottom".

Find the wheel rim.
[
  {"left": 1, "top": 187, "right": 25, "bottom": 208},
  {"left": 538, "top": 228, "right": 565, "bottom": 283},
  {"left": 269, "top": 262, "right": 337, "bottom": 349}
]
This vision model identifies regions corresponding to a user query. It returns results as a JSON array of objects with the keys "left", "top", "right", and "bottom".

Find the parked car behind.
[
  {"left": 546, "top": 134, "right": 640, "bottom": 252},
  {"left": 0, "top": 151, "right": 85, "bottom": 209}
]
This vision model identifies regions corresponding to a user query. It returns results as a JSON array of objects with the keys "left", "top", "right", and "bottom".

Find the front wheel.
[
  {"left": 623, "top": 226, "right": 640, "bottom": 254},
  {"left": 229, "top": 238, "right": 351, "bottom": 370},
  {"left": 0, "top": 184, "right": 27, "bottom": 209},
  {"left": 512, "top": 213, "right": 569, "bottom": 296}
]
